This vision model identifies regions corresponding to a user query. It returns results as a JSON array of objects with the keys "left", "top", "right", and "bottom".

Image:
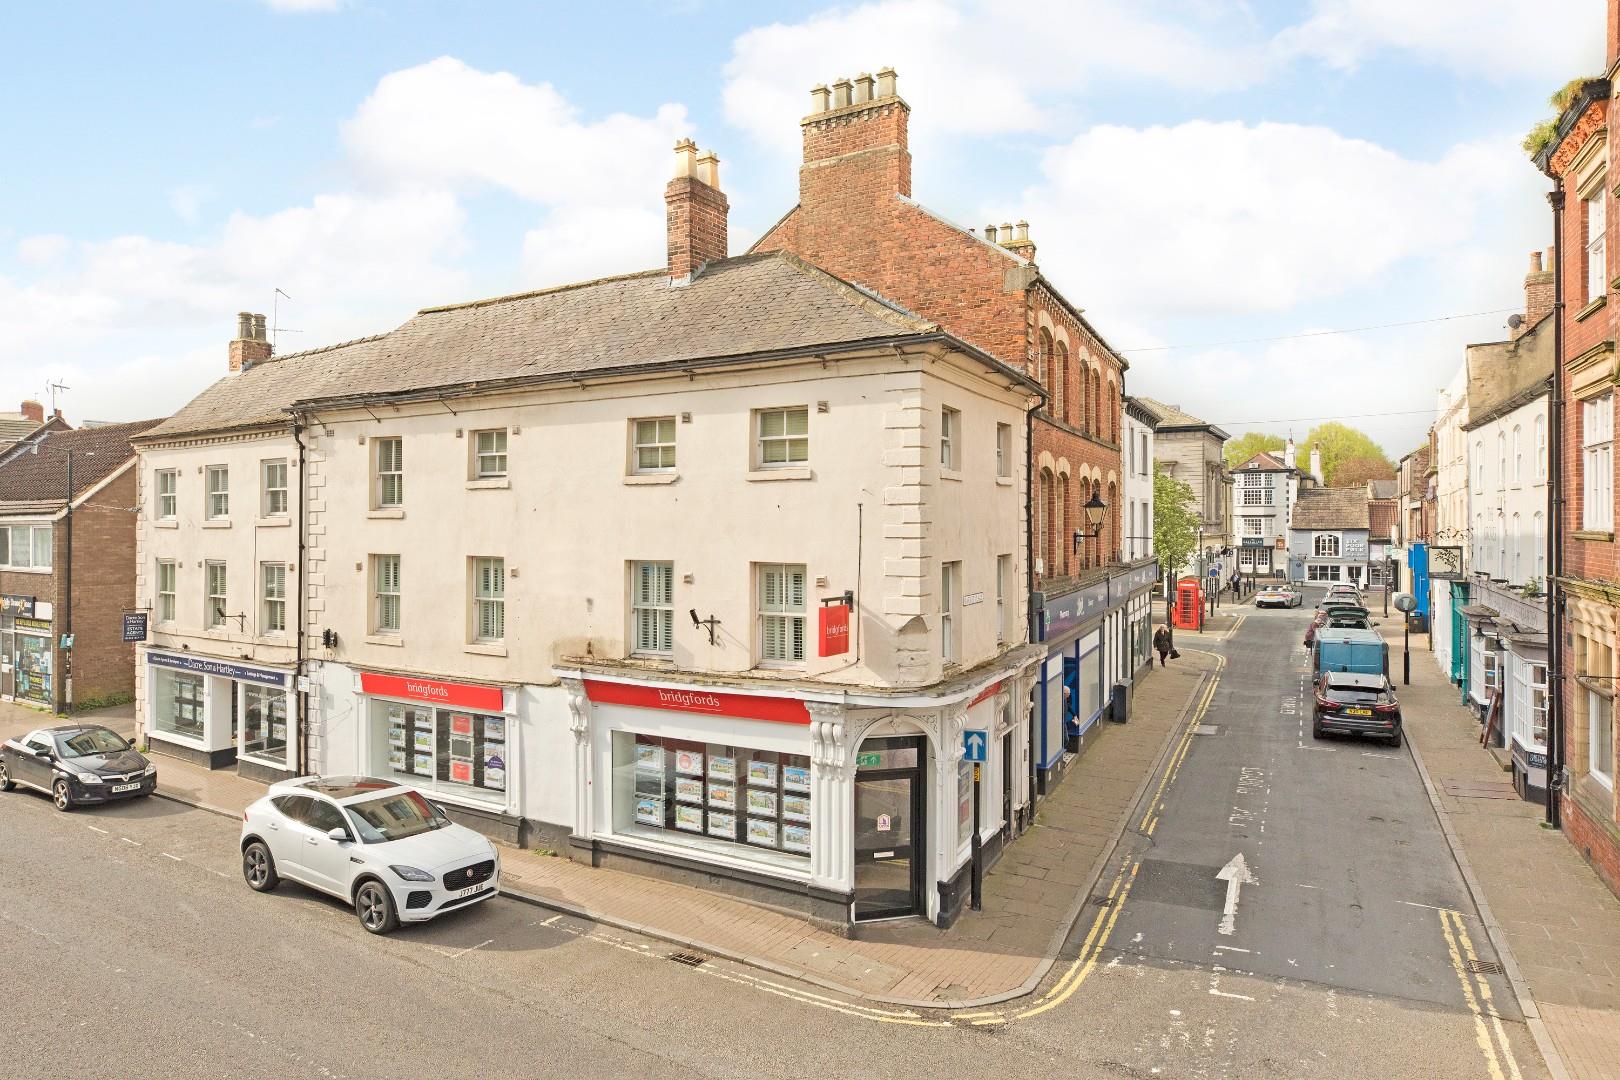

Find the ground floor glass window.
[
  {"left": 613, "top": 732, "right": 811, "bottom": 865},
  {"left": 240, "top": 684, "right": 289, "bottom": 764},
  {"left": 373, "top": 699, "right": 507, "bottom": 802},
  {"left": 1306, "top": 564, "right": 1342, "bottom": 582},
  {"left": 153, "top": 668, "right": 205, "bottom": 740}
]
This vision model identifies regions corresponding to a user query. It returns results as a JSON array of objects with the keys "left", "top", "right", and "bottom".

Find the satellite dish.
[{"left": 1507, "top": 314, "right": 1524, "bottom": 329}]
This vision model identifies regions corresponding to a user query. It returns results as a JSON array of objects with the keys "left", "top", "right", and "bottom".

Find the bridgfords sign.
[
  {"left": 583, "top": 679, "right": 811, "bottom": 725},
  {"left": 359, "top": 671, "right": 506, "bottom": 713}
]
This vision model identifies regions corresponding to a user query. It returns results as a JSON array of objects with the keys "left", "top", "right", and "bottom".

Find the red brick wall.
[
  {"left": 1561, "top": 790, "right": 1620, "bottom": 899},
  {"left": 666, "top": 175, "right": 729, "bottom": 280},
  {"left": 61, "top": 466, "right": 139, "bottom": 705}
]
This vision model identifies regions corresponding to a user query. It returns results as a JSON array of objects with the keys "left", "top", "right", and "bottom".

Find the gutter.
[
  {"left": 1544, "top": 186, "right": 1566, "bottom": 831},
  {"left": 294, "top": 420, "right": 309, "bottom": 775}
]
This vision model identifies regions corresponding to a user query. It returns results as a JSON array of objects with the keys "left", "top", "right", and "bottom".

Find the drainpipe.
[
  {"left": 1545, "top": 188, "right": 1566, "bottom": 829},
  {"left": 1026, "top": 401, "right": 1039, "bottom": 821},
  {"left": 294, "top": 420, "right": 309, "bottom": 776},
  {"left": 61, "top": 449, "right": 73, "bottom": 713}
]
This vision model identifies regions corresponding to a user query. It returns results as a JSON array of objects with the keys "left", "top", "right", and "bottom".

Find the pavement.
[{"left": 0, "top": 652, "right": 1215, "bottom": 1009}]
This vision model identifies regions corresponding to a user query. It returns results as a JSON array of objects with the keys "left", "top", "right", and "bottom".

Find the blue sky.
[{"left": 1, "top": 0, "right": 1605, "bottom": 456}]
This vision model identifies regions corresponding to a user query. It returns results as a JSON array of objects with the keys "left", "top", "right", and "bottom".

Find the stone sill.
[
  {"left": 367, "top": 508, "right": 405, "bottom": 520},
  {"left": 940, "top": 467, "right": 963, "bottom": 483},
  {"left": 365, "top": 634, "right": 404, "bottom": 647},
  {"left": 467, "top": 478, "right": 510, "bottom": 490},
  {"left": 995, "top": 475, "right": 1014, "bottom": 487},
  {"left": 1576, "top": 294, "right": 1608, "bottom": 322},
  {"left": 201, "top": 519, "right": 231, "bottom": 529},
  {"left": 465, "top": 642, "right": 508, "bottom": 657},
  {"left": 624, "top": 473, "right": 679, "bottom": 486},
  {"left": 154, "top": 520, "right": 179, "bottom": 530},
  {"left": 746, "top": 467, "right": 813, "bottom": 482},
  {"left": 255, "top": 517, "right": 291, "bottom": 528},
  {"left": 1572, "top": 529, "right": 1615, "bottom": 542}
]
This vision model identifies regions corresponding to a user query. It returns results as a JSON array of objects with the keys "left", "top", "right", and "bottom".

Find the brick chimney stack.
[
  {"left": 665, "top": 139, "right": 729, "bottom": 285},
  {"left": 228, "top": 311, "right": 272, "bottom": 373},
  {"left": 1001, "top": 219, "right": 1036, "bottom": 262},
  {"left": 1517, "top": 248, "right": 1555, "bottom": 339},
  {"left": 19, "top": 399, "right": 44, "bottom": 423},
  {"left": 800, "top": 66, "right": 910, "bottom": 205}
]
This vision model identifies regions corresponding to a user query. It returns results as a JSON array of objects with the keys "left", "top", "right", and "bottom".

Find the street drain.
[
  {"left": 1468, "top": 959, "right": 1505, "bottom": 976},
  {"left": 1093, "top": 896, "right": 1115, "bottom": 908},
  {"left": 669, "top": 952, "right": 708, "bottom": 967}
]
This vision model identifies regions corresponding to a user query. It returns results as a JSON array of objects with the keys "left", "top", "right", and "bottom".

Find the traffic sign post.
[{"left": 964, "top": 730, "right": 987, "bottom": 910}]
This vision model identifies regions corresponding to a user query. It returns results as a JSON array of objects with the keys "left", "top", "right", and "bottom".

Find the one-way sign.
[{"left": 962, "top": 729, "right": 987, "bottom": 763}]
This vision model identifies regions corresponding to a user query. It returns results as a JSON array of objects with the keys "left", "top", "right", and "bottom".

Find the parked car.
[
  {"left": 1318, "top": 586, "right": 1364, "bottom": 609},
  {"left": 1255, "top": 584, "right": 1302, "bottom": 608},
  {"left": 240, "top": 775, "right": 500, "bottom": 934},
  {"left": 0, "top": 724, "right": 156, "bottom": 811},
  {"left": 1312, "top": 627, "right": 1388, "bottom": 678},
  {"left": 1304, "top": 603, "right": 1371, "bottom": 646},
  {"left": 1313, "top": 671, "right": 1403, "bottom": 746}
]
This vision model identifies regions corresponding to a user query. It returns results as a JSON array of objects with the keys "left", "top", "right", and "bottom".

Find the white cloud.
[
  {"left": 15, "top": 235, "right": 70, "bottom": 265},
  {"left": 1008, "top": 120, "right": 1527, "bottom": 324},
  {"left": 722, "top": 0, "right": 1266, "bottom": 156},
  {"left": 1274, "top": 0, "right": 1607, "bottom": 80}
]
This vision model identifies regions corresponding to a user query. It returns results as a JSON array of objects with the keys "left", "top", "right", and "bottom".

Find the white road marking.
[
  {"left": 540, "top": 914, "right": 561, "bottom": 927},
  {"left": 1213, "top": 944, "right": 1251, "bottom": 953},
  {"left": 161, "top": 852, "right": 182, "bottom": 862},
  {"left": 1216, "top": 853, "right": 1256, "bottom": 936},
  {"left": 120, "top": 837, "right": 141, "bottom": 846},
  {"left": 86, "top": 825, "right": 108, "bottom": 834},
  {"left": 1296, "top": 883, "right": 1320, "bottom": 889}
]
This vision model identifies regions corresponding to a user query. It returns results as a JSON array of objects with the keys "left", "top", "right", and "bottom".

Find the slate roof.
[
  {"left": 1236, "top": 451, "right": 1289, "bottom": 471},
  {"left": 1368, "top": 479, "right": 1398, "bottom": 500},
  {"left": 1292, "top": 487, "right": 1370, "bottom": 531},
  {"left": 0, "top": 419, "right": 165, "bottom": 505},
  {"left": 1133, "top": 397, "right": 1231, "bottom": 439},
  {"left": 0, "top": 413, "right": 42, "bottom": 444},
  {"left": 145, "top": 252, "right": 967, "bottom": 441}
]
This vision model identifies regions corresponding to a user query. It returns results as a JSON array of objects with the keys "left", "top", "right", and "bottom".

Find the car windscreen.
[
  {"left": 57, "top": 728, "right": 131, "bottom": 758},
  {"left": 344, "top": 789, "right": 448, "bottom": 843}
]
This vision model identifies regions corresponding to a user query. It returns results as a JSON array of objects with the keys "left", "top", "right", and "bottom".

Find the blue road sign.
[{"left": 962, "top": 729, "right": 988, "bottom": 763}]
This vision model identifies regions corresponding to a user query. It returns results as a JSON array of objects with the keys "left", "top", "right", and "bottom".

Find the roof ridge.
[
  {"left": 417, "top": 266, "right": 673, "bottom": 315},
  {"left": 269, "top": 332, "right": 393, "bottom": 363}
]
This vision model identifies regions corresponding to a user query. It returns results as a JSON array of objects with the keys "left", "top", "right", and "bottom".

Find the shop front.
[
  {"left": 2, "top": 595, "right": 53, "bottom": 707},
  {"left": 1033, "top": 576, "right": 1110, "bottom": 793},
  {"left": 1470, "top": 579, "right": 1550, "bottom": 805},
  {"left": 353, "top": 670, "right": 521, "bottom": 843},
  {"left": 143, "top": 650, "right": 295, "bottom": 774},
  {"left": 1462, "top": 604, "right": 1502, "bottom": 729}
]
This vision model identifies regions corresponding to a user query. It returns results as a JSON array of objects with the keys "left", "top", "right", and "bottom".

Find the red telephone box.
[{"left": 1172, "top": 578, "right": 1205, "bottom": 630}]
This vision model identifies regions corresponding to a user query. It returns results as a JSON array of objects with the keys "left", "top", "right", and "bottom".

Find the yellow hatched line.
[{"left": 1438, "top": 908, "right": 1508, "bottom": 1080}]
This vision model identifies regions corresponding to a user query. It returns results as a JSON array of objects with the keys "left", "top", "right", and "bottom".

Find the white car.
[{"left": 240, "top": 775, "right": 500, "bottom": 934}]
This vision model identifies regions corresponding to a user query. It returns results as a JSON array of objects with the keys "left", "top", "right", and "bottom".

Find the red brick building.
[
  {"left": 0, "top": 421, "right": 163, "bottom": 713},
  {"left": 751, "top": 69, "right": 1153, "bottom": 797},
  {"left": 1538, "top": 5, "right": 1620, "bottom": 896}
]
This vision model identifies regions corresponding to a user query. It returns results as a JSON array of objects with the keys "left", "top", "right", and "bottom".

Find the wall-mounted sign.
[
  {"left": 818, "top": 603, "right": 850, "bottom": 657},
  {"left": 147, "top": 651, "right": 287, "bottom": 687},
  {"left": 360, "top": 671, "right": 504, "bottom": 713},
  {"left": 122, "top": 613, "right": 148, "bottom": 642},
  {"left": 1, "top": 594, "right": 35, "bottom": 617},
  {"left": 1242, "top": 537, "right": 1265, "bottom": 547},
  {"left": 582, "top": 679, "right": 811, "bottom": 725}
]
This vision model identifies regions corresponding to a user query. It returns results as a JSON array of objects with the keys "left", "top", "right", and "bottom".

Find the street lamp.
[{"left": 1074, "top": 489, "right": 1108, "bottom": 562}]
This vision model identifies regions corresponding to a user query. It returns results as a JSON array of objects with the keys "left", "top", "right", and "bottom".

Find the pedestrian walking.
[{"left": 1154, "top": 625, "right": 1172, "bottom": 667}]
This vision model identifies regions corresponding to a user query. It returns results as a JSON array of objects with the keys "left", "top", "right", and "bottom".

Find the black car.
[
  {"left": 0, "top": 724, "right": 156, "bottom": 810},
  {"left": 1312, "top": 672, "right": 1403, "bottom": 746}
]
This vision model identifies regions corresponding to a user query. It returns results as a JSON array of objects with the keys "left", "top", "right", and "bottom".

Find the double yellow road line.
[{"left": 1438, "top": 907, "right": 1524, "bottom": 1080}]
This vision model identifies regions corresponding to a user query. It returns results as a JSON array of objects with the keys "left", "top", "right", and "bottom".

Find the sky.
[{"left": 0, "top": 0, "right": 1607, "bottom": 457}]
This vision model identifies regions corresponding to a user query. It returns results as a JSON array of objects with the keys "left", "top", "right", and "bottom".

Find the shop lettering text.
[{"left": 583, "top": 679, "right": 811, "bottom": 725}]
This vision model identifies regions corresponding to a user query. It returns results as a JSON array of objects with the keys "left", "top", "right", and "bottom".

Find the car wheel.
[
  {"left": 0, "top": 758, "right": 13, "bottom": 792},
  {"left": 242, "top": 841, "right": 279, "bottom": 892},
  {"left": 1312, "top": 719, "right": 1324, "bottom": 739},
  {"left": 355, "top": 879, "right": 399, "bottom": 935},
  {"left": 52, "top": 779, "right": 73, "bottom": 811},
  {"left": 1390, "top": 729, "right": 1404, "bottom": 749}
]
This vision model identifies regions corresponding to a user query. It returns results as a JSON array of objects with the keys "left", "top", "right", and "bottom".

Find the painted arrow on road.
[{"left": 1216, "top": 853, "right": 1257, "bottom": 937}]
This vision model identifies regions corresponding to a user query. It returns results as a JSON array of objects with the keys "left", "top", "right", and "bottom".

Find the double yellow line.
[{"left": 1438, "top": 907, "right": 1523, "bottom": 1080}]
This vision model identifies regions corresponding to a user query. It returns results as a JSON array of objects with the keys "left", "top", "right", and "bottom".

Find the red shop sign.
[
  {"left": 818, "top": 603, "right": 851, "bottom": 657},
  {"left": 582, "top": 679, "right": 810, "bottom": 725},
  {"left": 360, "top": 672, "right": 505, "bottom": 713}
]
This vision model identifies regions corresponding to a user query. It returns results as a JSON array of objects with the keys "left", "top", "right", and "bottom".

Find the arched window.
[
  {"left": 1535, "top": 414, "right": 1547, "bottom": 482},
  {"left": 1512, "top": 425, "right": 1522, "bottom": 484},
  {"left": 1058, "top": 473, "right": 1072, "bottom": 576},
  {"left": 1475, "top": 442, "right": 1484, "bottom": 492},
  {"left": 1107, "top": 481, "right": 1119, "bottom": 562},
  {"left": 1037, "top": 468, "right": 1053, "bottom": 579},
  {"left": 1108, "top": 380, "right": 1119, "bottom": 443},
  {"left": 1080, "top": 364, "right": 1093, "bottom": 433},
  {"left": 1036, "top": 330, "right": 1053, "bottom": 405},
  {"left": 1497, "top": 433, "right": 1506, "bottom": 488},
  {"left": 1533, "top": 512, "right": 1545, "bottom": 578},
  {"left": 1056, "top": 341, "right": 1071, "bottom": 425},
  {"left": 1510, "top": 512, "right": 1521, "bottom": 581}
]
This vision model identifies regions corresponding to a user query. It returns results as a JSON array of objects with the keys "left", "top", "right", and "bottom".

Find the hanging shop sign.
[
  {"left": 360, "top": 671, "right": 504, "bottom": 713},
  {"left": 583, "top": 679, "right": 810, "bottom": 725},
  {"left": 147, "top": 651, "right": 287, "bottom": 687},
  {"left": 122, "top": 613, "right": 148, "bottom": 642},
  {"left": 818, "top": 602, "right": 850, "bottom": 657}
]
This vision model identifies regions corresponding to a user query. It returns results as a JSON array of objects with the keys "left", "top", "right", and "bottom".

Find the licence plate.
[
  {"left": 1344, "top": 708, "right": 1372, "bottom": 717},
  {"left": 111, "top": 782, "right": 142, "bottom": 792},
  {"left": 457, "top": 883, "right": 489, "bottom": 898}
]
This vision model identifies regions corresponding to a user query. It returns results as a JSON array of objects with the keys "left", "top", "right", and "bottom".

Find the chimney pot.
[
  {"left": 831, "top": 78, "right": 852, "bottom": 109},
  {"left": 853, "top": 72, "right": 874, "bottom": 104},
  {"left": 875, "top": 67, "right": 897, "bottom": 98},
  {"left": 236, "top": 312, "right": 254, "bottom": 340},
  {"left": 985, "top": 223, "right": 999, "bottom": 243},
  {"left": 1014, "top": 220, "right": 1029, "bottom": 242},
  {"left": 694, "top": 149, "right": 720, "bottom": 190},
  {"left": 809, "top": 84, "right": 830, "bottom": 113},
  {"left": 999, "top": 222, "right": 1014, "bottom": 246},
  {"left": 672, "top": 138, "right": 698, "bottom": 179},
  {"left": 229, "top": 311, "right": 273, "bottom": 374},
  {"left": 1530, "top": 250, "right": 1543, "bottom": 273},
  {"left": 666, "top": 143, "right": 729, "bottom": 283},
  {"left": 252, "top": 314, "right": 267, "bottom": 342}
]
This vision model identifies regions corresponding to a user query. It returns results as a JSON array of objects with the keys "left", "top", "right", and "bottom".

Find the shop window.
[
  {"left": 205, "top": 561, "right": 228, "bottom": 628},
  {"left": 756, "top": 407, "right": 809, "bottom": 468},
  {"left": 241, "top": 684, "right": 289, "bottom": 765},
  {"left": 758, "top": 563, "right": 806, "bottom": 663},
  {"left": 472, "top": 557, "right": 505, "bottom": 642},
  {"left": 153, "top": 667, "right": 205, "bottom": 740},
  {"left": 631, "top": 561, "right": 674, "bottom": 656},
  {"left": 13, "top": 622, "right": 52, "bottom": 705},
  {"left": 156, "top": 470, "right": 177, "bottom": 519},
  {"left": 376, "top": 700, "right": 507, "bottom": 802},
  {"left": 996, "top": 423, "right": 1012, "bottom": 478},
  {"left": 1306, "top": 564, "right": 1342, "bottom": 582},
  {"left": 957, "top": 755, "right": 973, "bottom": 851},
  {"left": 473, "top": 430, "right": 508, "bottom": 479},
  {"left": 613, "top": 733, "right": 810, "bottom": 865},
  {"left": 262, "top": 459, "right": 288, "bottom": 516},
  {"left": 0, "top": 524, "right": 53, "bottom": 570},
  {"left": 374, "top": 437, "right": 403, "bottom": 508},
  {"left": 940, "top": 406, "right": 959, "bottom": 470},
  {"left": 261, "top": 562, "right": 287, "bottom": 634},
  {"left": 373, "top": 555, "right": 401, "bottom": 633},
  {"left": 631, "top": 417, "right": 676, "bottom": 474},
  {"left": 156, "top": 560, "right": 176, "bottom": 623},
  {"left": 206, "top": 465, "right": 229, "bottom": 519}
]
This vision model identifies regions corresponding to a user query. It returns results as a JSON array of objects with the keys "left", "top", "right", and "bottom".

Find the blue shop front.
[{"left": 1030, "top": 560, "right": 1159, "bottom": 797}]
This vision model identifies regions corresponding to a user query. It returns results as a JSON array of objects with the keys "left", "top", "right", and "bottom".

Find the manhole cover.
[
  {"left": 1468, "top": 959, "right": 1505, "bottom": 976},
  {"left": 669, "top": 952, "right": 708, "bottom": 967}
]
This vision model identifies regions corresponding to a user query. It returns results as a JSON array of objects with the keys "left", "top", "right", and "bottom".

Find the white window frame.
[
  {"left": 156, "top": 469, "right": 178, "bottom": 520},
  {"left": 261, "top": 459, "right": 288, "bottom": 517},
  {"left": 1589, "top": 688, "right": 1614, "bottom": 789},
  {"left": 206, "top": 465, "right": 229, "bottom": 519},
  {"left": 1587, "top": 185, "right": 1607, "bottom": 305},
  {"left": 631, "top": 417, "right": 676, "bottom": 474},
  {"left": 473, "top": 430, "right": 508, "bottom": 479},
  {"left": 373, "top": 554, "right": 401, "bottom": 634},
  {"left": 1306, "top": 563, "right": 1342, "bottom": 582},
  {"left": 1313, "top": 533, "right": 1340, "bottom": 557},
  {"left": 940, "top": 560, "right": 959, "bottom": 663},
  {"left": 1534, "top": 513, "right": 1546, "bottom": 579},
  {"left": 1497, "top": 433, "right": 1506, "bottom": 489},
  {"left": 755, "top": 407, "right": 809, "bottom": 469},
  {"left": 1474, "top": 442, "right": 1484, "bottom": 493},
  {"left": 1243, "top": 516, "right": 1265, "bottom": 538},
  {"left": 0, "top": 523, "right": 53, "bottom": 571},
  {"left": 374, "top": 437, "right": 403, "bottom": 509},
  {"left": 996, "top": 554, "right": 1011, "bottom": 643},
  {"left": 757, "top": 563, "right": 807, "bottom": 664},
  {"left": 940, "top": 406, "right": 959, "bottom": 470},
  {"left": 205, "top": 561, "right": 227, "bottom": 628},
  {"left": 1511, "top": 426, "right": 1522, "bottom": 486},
  {"left": 472, "top": 557, "right": 505, "bottom": 643},
  {"left": 156, "top": 559, "right": 177, "bottom": 624},
  {"left": 261, "top": 562, "right": 286, "bottom": 634},
  {"left": 995, "top": 422, "right": 1012, "bottom": 478},
  {"left": 1510, "top": 513, "right": 1521, "bottom": 582},
  {"left": 1535, "top": 414, "right": 1547, "bottom": 483},
  {"left": 631, "top": 561, "right": 674, "bottom": 657},
  {"left": 1583, "top": 395, "right": 1613, "bottom": 531}
]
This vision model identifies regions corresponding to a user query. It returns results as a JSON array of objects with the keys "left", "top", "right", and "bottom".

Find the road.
[{"left": 0, "top": 595, "right": 1551, "bottom": 1078}]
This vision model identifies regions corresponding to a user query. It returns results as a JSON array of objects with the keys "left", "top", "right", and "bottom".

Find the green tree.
[
  {"left": 1301, "top": 422, "right": 1392, "bottom": 486},
  {"left": 1154, "top": 466, "right": 1199, "bottom": 585},
  {"left": 1223, "top": 432, "right": 1286, "bottom": 470}
]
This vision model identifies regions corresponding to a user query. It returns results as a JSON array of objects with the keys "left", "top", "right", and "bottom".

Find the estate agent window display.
[{"left": 373, "top": 698, "right": 509, "bottom": 804}]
